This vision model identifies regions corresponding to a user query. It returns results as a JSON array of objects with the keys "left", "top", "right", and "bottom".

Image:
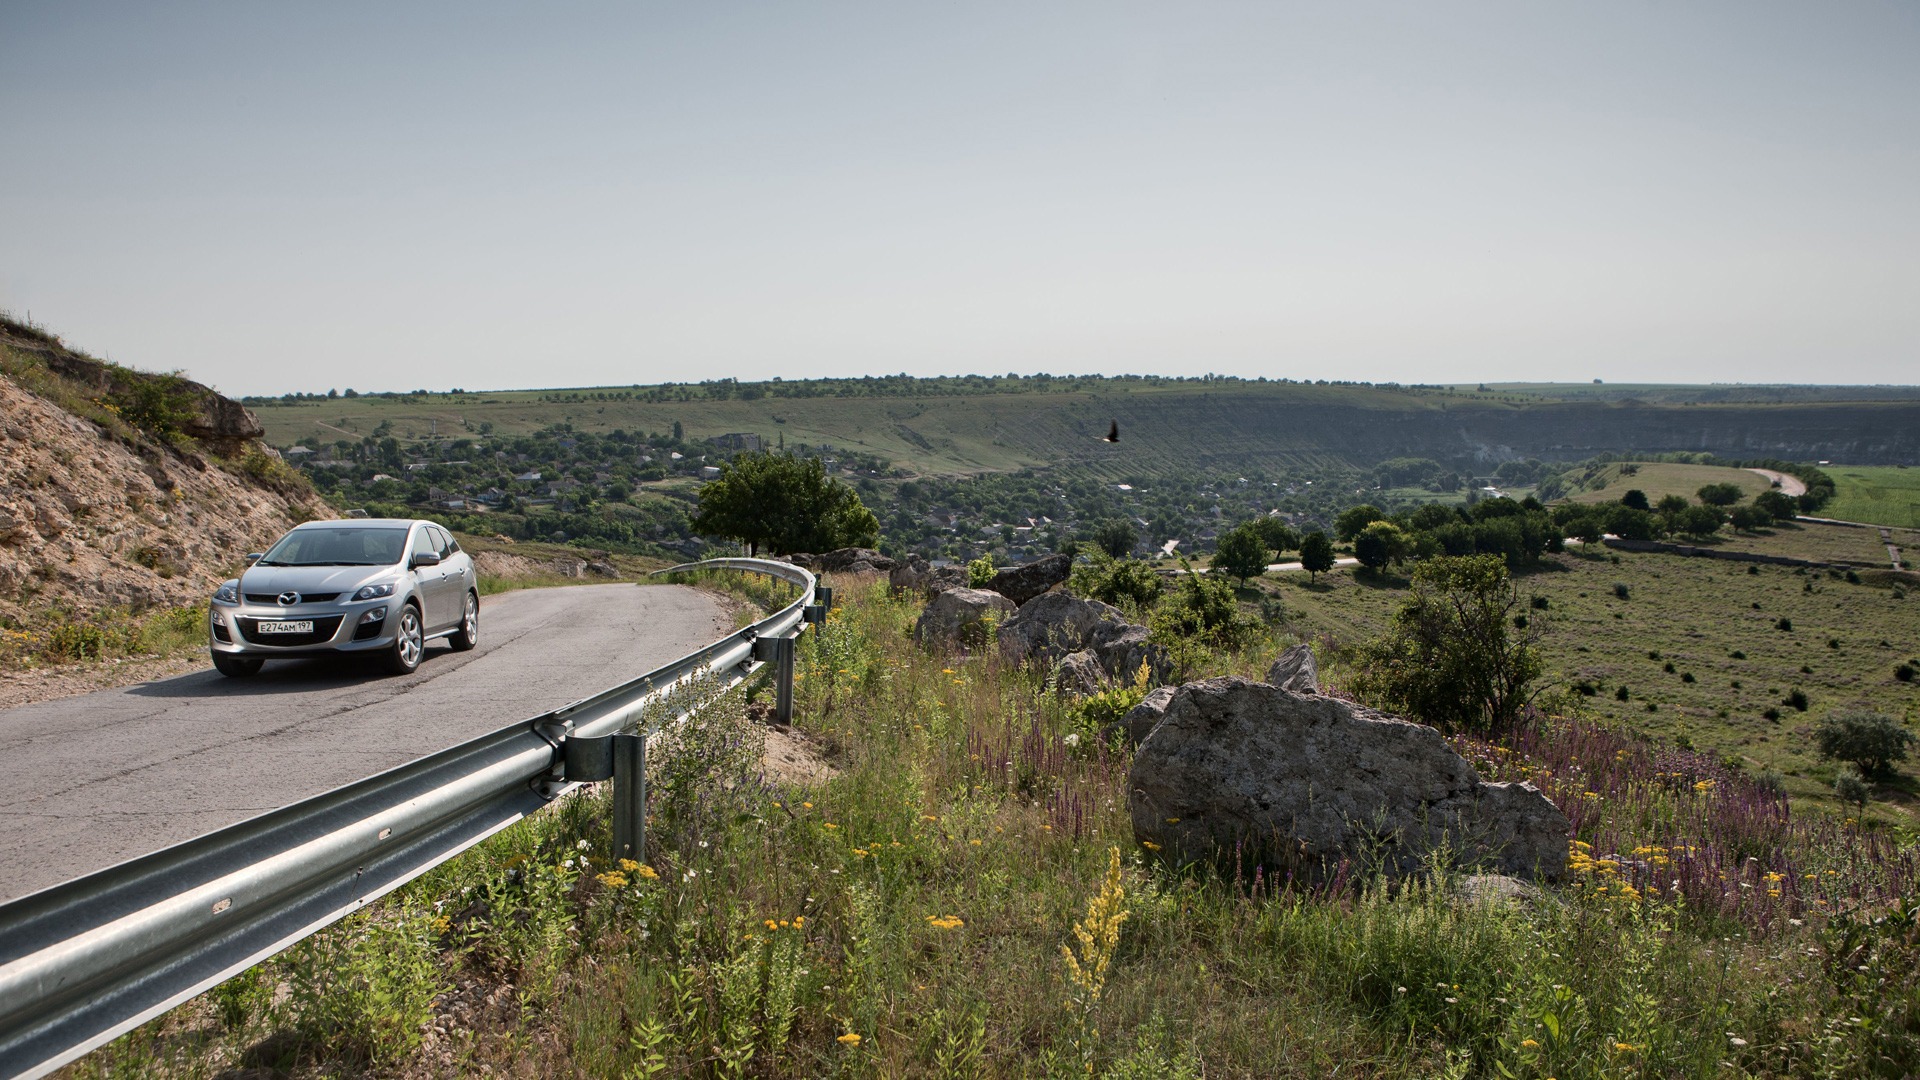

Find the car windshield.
[{"left": 257, "top": 527, "right": 409, "bottom": 567}]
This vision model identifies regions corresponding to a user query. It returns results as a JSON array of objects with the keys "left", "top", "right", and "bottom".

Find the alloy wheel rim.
[
  {"left": 463, "top": 596, "right": 477, "bottom": 640},
  {"left": 399, "top": 610, "right": 421, "bottom": 666}
]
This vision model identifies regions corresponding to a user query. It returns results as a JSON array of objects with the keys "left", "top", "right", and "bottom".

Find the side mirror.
[
  {"left": 410, "top": 552, "right": 443, "bottom": 569},
  {"left": 245, "top": 552, "right": 264, "bottom": 563}
]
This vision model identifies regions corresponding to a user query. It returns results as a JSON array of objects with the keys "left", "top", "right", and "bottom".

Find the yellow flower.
[
  {"left": 1521, "top": 1039, "right": 1539, "bottom": 1049},
  {"left": 634, "top": 864, "right": 659, "bottom": 880},
  {"left": 595, "top": 871, "right": 630, "bottom": 888},
  {"left": 618, "top": 858, "right": 640, "bottom": 873},
  {"left": 969, "top": 839, "right": 981, "bottom": 846},
  {"left": 802, "top": 802, "right": 814, "bottom": 809},
  {"left": 1141, "top": 841, "right": 1161, "bottom": 851},
  {"left": 837, "top": 1033, "right": 862, "bottom": 1046},
  {"left": 942, "top": 668, "right": 956, "bottom": 674},
  {"left": 926, "top": 914, "right": 965, "bottom": 930},
  {"left": 824, "top": 822, "right": 838, "bottom": 830}
]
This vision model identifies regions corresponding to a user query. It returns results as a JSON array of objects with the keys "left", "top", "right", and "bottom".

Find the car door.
[
  {"left": 428, "top": 525, "right": 464, "bottom": 629},
  {"left": 409, "top": 525, "right": 451, "bottom": 629}
]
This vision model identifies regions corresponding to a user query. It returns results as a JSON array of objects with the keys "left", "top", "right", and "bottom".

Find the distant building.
[
  {"left": 711, "top": 433, "right": 762, "bottom": 452},
  {"left": 699, "top": 465, "right": 723, "bottom": 480}
]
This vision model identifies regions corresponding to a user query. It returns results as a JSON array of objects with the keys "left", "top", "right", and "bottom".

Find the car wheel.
[
  {"left": 213, "top": 654, "right": 263, "bottom": 678},
  {"left": 450, "top": 591, "right": 479, "bottom": 651},
  {"left": 384, "top": 602, "right": 424, "bottom": 675}
]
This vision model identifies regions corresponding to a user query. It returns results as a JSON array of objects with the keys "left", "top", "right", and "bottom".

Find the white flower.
[
  {"left": 1062, "top": 732, "right": 1081, "bottom": 748},
  {"left": 576, "top": 839, "right": 589, "bottom": 851},
  {"left": 683, "top": 869, "right": 698, "bottom": 881},
  {"left": 563, "top": 858, "right": 575, "bottom": 869}
]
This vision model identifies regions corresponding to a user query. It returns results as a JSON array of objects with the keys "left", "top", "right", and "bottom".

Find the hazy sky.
[{"left": 4, "top": 2, "right": 1916, "bottom": 395}]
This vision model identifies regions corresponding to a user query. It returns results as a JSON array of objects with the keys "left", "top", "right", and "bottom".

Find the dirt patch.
[{"left": 747, "top": 700, "right": 836, "bottom": 786}]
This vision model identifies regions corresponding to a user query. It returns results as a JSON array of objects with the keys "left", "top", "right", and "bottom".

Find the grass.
[
  {"left": 64, "top": 573, "right": 1920, "bottom": 1078},
  {"left": 1823, "top": 466, "right": 1920, "bottom": 529},
  {"left": 0, "top": 601, "right": 211, "bottom": 670},
  {"left": 1681, "top": 521, "right": 1902, "bottom": 568},
  {"left": 1270, "top": 551, "right": 1920, "bottom": 825},
  {"left": 1562, "top": 462, "right": 1774, "bottom": 506}
]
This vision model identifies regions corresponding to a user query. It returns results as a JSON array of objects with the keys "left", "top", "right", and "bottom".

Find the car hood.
[{"left": 240, "top": 565, "right": 398, "bottom": 597}]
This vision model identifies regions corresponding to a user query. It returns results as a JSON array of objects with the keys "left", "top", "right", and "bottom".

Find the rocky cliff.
[{"left": 0, "top": 318, "right": 332, "bottom": 625}]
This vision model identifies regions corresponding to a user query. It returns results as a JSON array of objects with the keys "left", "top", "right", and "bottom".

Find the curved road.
[{"left": 0, "top": 583, "right": 729, "bottom": 904}]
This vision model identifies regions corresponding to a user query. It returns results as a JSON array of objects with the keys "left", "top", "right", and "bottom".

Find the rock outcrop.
[
  {"left": 889, "top": 554, "right": 968, "bottom": 598},
  {"left": 793, "top": 548, "right": 895, "bottom": 575},
  {"left": 1102, "top": 685, "right": 1176, "bottom": 746},
  {"left": 0, "top": 319, "right": 331, "bottom": 624},
  {"left": 1051, "top": 650, "right": 1109, "bottom": 696},
  {"left": 912, "top": 587, "right": 1016, "bottom": 649},
  {"left": 1265, "top": 644, "right": 1319, "bottom": 694},
  {"left": 982, "top": 553, "right": 1071, "bottom": 606},
  {"left": 1129, "top": 677, "right": 1568, "bottom": 882},
  {"left": 999, "top": 592, "right": 1169, "bottom": 684}
]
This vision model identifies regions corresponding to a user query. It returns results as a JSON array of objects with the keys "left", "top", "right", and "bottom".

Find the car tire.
[
  {"left": 384, "top": 602, "right": 424, "bottom": 675},
  {"left": 449, "top": 591, "right": 479, "bottom": 651},
  {"left": 213, "top": 654, "right": 263, "bottom": 678}
]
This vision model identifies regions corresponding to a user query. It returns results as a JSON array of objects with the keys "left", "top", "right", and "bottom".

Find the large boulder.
[
  {"left": 1265, "top": 644, "right": 1319, "bottom": 694},
  {"left": 1101, "top": 685, "right": 1176, "bottom": 746},
  {"left": 983, "top": 553, "right": 1071, "bottom": 606},
  {"left": 814, "top": 547, "right": 896, "bottom": 574},
  {"left": 1051, "top": 650, "right": 1109, "bottom": 696},
  {"left": 999, "top": 592, "right": 1170, "bottom": 683},
  {"left": 912, "top": 588, "right": 1016, "bottom": 649},
  {"left": 890, "top": 554, "right": 968, "bottom": 598},
  {"left": 1129, "top": 678, "right": 1568, "bottom": 882}
]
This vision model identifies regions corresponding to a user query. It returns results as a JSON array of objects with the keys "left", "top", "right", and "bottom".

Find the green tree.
[
  {"left": 1250, "top": 517, "right": 1299, "bottom": 558},
  {"left": 1754, "top": 490, "right": 1798, "bottom": 522},
  {"left": 1674, "top": 504, "right": 1726, "bottom": 538},
  {"left": 1298, "top": 531, "right": 1335, "bottom": 582},
  {"left": 1335, "top": 504, "right": 1386, "bottom": 542},
  {"left": 1091, "top": 519, "right": 1139, "bottom": 559},
  {"left": 1212, "top": 522, "right": 1270, "bottom": 585},
  {"left": 1815, "top": 709, "right": 1913, "bottom": 779},
  {"left": 690, "top": 452, "right": 879, "bottom": 555},
  {"left": 1350, "top": 554, "right": 1544, "bottom": 737},
  {"left": 1620, "top": 489, "right": 1651, "bottom": 511},
  {"left": 1069, "top": 550, "right": 1162, "bottom": 611},
  {"left": 1353, "top": 520, "right": 1410, "bottom": 573},
  {"left": 1696, "top": 482, "right": 1745, "bottom": 507}
]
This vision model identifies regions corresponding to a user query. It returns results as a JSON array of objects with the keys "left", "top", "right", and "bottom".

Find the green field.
[
  {"left": 1823, "top": 465, "right": 1920, "bottom": 528},
  {"left": 1271, "top": 550, "right": 1920, "bottom": 822},
  {"left": 1561, "top": 461, "right": 1773, "bottom": 505}
]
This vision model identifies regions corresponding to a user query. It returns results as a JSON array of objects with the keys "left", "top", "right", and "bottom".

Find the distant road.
[
  {"left": 1747, "top": 468, "right": 1807, "bottom": 497},
  {"left": 0, "top": 583, "right": 729, "bottom": 904}
]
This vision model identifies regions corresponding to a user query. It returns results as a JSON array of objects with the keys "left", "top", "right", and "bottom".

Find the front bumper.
[{"left": 209, "top": 597, "right": 401, "bottom": 656}]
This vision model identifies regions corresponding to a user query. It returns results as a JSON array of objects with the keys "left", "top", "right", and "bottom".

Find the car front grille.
[
  {"left": 236, "top": 615, "right": 344, "bottom": 647},
  {"left": 245, "top": 592, "right": 341, "bottom": 604}
]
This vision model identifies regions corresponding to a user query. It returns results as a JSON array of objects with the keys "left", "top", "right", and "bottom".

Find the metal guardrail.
[{"left": 0, "top": 558, "right": 818, "bottom": 1080}]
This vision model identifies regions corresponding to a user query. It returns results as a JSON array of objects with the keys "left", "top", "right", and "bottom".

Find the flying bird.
[{"left": 1102, "top": 419, "right": 1119, "bottom": 443}]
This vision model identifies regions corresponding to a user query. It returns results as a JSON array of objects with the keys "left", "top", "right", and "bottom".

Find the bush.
[
  {"left": 1069, "top": 551, "right": 1162, "bottom": 611},
  {"left": 46, "top": 622, "right": 108, "bottom": 661},
  {"left": 1150, "top": 563, "right": 1255, "bottom": 654},
  {"left": 1612, "top": 582, "right": 1631, "bottom": 599},
  {"left": 1785, "top": 689, "right": 1809, "bottom": 712},
  {"left": 967, "top": 555, "right": 997, "bottom": 588},
  {"left": 1775, "top": 617, "right": 1793, "bottom": 631},
  {"left": 1833, "top": 765, "right": 1870, "bottom": 808},
  {"left": 1815, "top": 709, "right": 1914, "bottom": 778},
  {"left": 1763, "top": 707, "right": 1781, "bottom": 721},
  {"left": 1616, "top": 685, "right": 1631, "bottom": 701},
  {"left": 1896, "top": 663, "right": 1915, "bottom": 683}
]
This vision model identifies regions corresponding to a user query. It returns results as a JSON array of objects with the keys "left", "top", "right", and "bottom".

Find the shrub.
[
  {"left": 1616, "top": 685, "right": 1631, "bottom": 701},
  {"left": 1763, "top": 707, "right": 1781, "bottom": 721},
  {"left": 967, "top": 555, "right": 997, "bottom": 588},
  {"left": 1815, "top": 709, "right": 1914, "bottom": 778},
  {"left": 1069, "top": 551, "right": 1162, "bottom": 611},
  {"left": 1896, "top": 663, "right": 1915, "bottom": 683},
  {"left": 1828, "top": 637, "right": 1841, "bottom": 650},
  {"left": 1612, "top": 582, "right": 1631, "bottom": 600},
  {"left": 1775, "top": 617, "right": 1793, "bottom": 631},
  {"left": 282, "top": 906, "right": 446, "bottom": 1064},
  {"left": 46, "top": 622, "right": 108, "bottom": 661},
  {"left": 1681, "top": 672, "right": 1695, "bottom": 683},
  {"left": 1730, "top": 649, "right": 1746, "bottom": 659},
  {"left": 1785, "top": 689, "right": 1809, "bottom": 712},
  {"left": 1150, "top": 562, "right": 1255, "bottom": 654},
  {"left": 1833, "top": 765, "right": 1870, "bottom": 808},
  {"left": 1530, "top": 595, "right": 1549, "bottom": 610},
  {"left": 1663, "top": 661, "right": 1676, "bottom": 673}
]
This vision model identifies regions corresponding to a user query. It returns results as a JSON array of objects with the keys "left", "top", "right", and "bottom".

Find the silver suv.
[{"left": 209, "top": 518, "right": 479, "bottom": 677}]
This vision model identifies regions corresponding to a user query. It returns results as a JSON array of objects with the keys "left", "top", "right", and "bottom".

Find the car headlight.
[
  {"left": 352, "top": 582, "right": 397, "bottom": 602},
  {"left": 213, "top": 582, "right": 238, "bottom": 604}
]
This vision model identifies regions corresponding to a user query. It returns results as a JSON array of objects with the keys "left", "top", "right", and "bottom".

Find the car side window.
[
  {"left": 411, "top": 527, "right": 436, "bottom": 563},
  {"left": 428, "top": 525, "right": 453, "bottom": 557}
]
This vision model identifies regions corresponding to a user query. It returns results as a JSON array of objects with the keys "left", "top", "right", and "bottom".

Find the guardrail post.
[
  {"left": 773, "top": 636, "right": 795, "bottom": 725},
  {"left": 612, "top": 732, "right": 646, "bottom": 863}
]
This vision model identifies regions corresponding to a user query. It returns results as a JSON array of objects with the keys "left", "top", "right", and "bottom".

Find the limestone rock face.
[
  {"left": 983, "top": 553, "right": 1071, "bottom": 606},
  {"left": 999, "top": 592, "right": 1170, "bottom": 683},
  {"left": 912, "top": 588, "right": 1016, "bottom": 649},
  {"left": 1129, "top": 677, "right": 1568, "bottom": 881},
  {"left": 1265, "top": 644, "right": 1320, "bottom": 694}
]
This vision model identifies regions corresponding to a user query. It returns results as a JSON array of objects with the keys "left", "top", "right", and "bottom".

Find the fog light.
[
  {"left": 210, "top": 609, "right": 227, "bottom": 626},
  {"left": 359, "top": 608, "right": 386, "bottom": 625}
]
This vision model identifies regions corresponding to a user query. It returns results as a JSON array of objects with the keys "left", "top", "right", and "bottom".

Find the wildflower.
[
  {"left": 942, "top": 668, "right": 955, "bottom": 674},
  {"left": 926, "top": 915, "right": 965, "bottom": 930},
  {"left": 1166, "top": 818, "right": 1180, "bottom": 824},
  {"left": 1141, "top": 841, "right": 1161, "bottom": 851},
  {"left": 824, "top": 822, "right": 838, "bottom": 830},
  {"left": 634, "top": 864, "right": 659, "bottom": 880},
  {"left": 430, "top": 914, "right": 452, "bottom": 935},
  {"left": 1614, "top": 1042, "right": 1635, "bottom": 1052},
  {"left": 969, "top": 839, "right": 981, "bottom": 846},
  {"left": 1063, "top": 732, "right": 1081, "bottom": 748},
  {"left": 576, "top": 839, "right": 589, "bottom": 851},
  {"left": 1521, "top": 1039, "right": 1539, "bottom": 1049},
  {"left": 922, "top": 814, "right": 939, "bottom": 822},
  {"left": 802, "top": 802, "right": 813, "bottom": 809},
  {"left": 618, "top": 858, "right": 640, "bottom": 873},
  {"left": 837, "top": 1033, "right": 862, "bottom": 1046},
  {"left": 596, "top": 871, "right": 630, "bottom": 888},
  {"left": 765, "top": 919, "right": 779, "bottom": 930}
]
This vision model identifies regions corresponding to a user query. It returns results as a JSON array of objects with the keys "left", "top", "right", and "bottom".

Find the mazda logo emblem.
[{"left": 278, "top": 591, "right": 301, "bottom": 606}]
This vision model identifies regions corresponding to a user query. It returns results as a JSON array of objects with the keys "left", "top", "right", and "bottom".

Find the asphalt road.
[{"left": 0, "top": 583, "right": 730, "bottom": 904}]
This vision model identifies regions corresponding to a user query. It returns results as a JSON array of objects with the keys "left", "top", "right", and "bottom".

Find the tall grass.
[{"left": 68, "top": 576, "right": 1920, "bottom": 1078}]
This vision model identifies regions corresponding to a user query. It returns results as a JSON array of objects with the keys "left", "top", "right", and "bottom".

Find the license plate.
[{"left": 256, "top": 621, "right": 314, "bottom": 634}]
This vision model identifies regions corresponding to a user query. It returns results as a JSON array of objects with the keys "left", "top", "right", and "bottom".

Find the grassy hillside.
[
  {"left": 250, "top": 377, "right": 1920, "bottom": 481},
  {"left": 1824, "top": 465, "right": 1920, "bottom": 528}
]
